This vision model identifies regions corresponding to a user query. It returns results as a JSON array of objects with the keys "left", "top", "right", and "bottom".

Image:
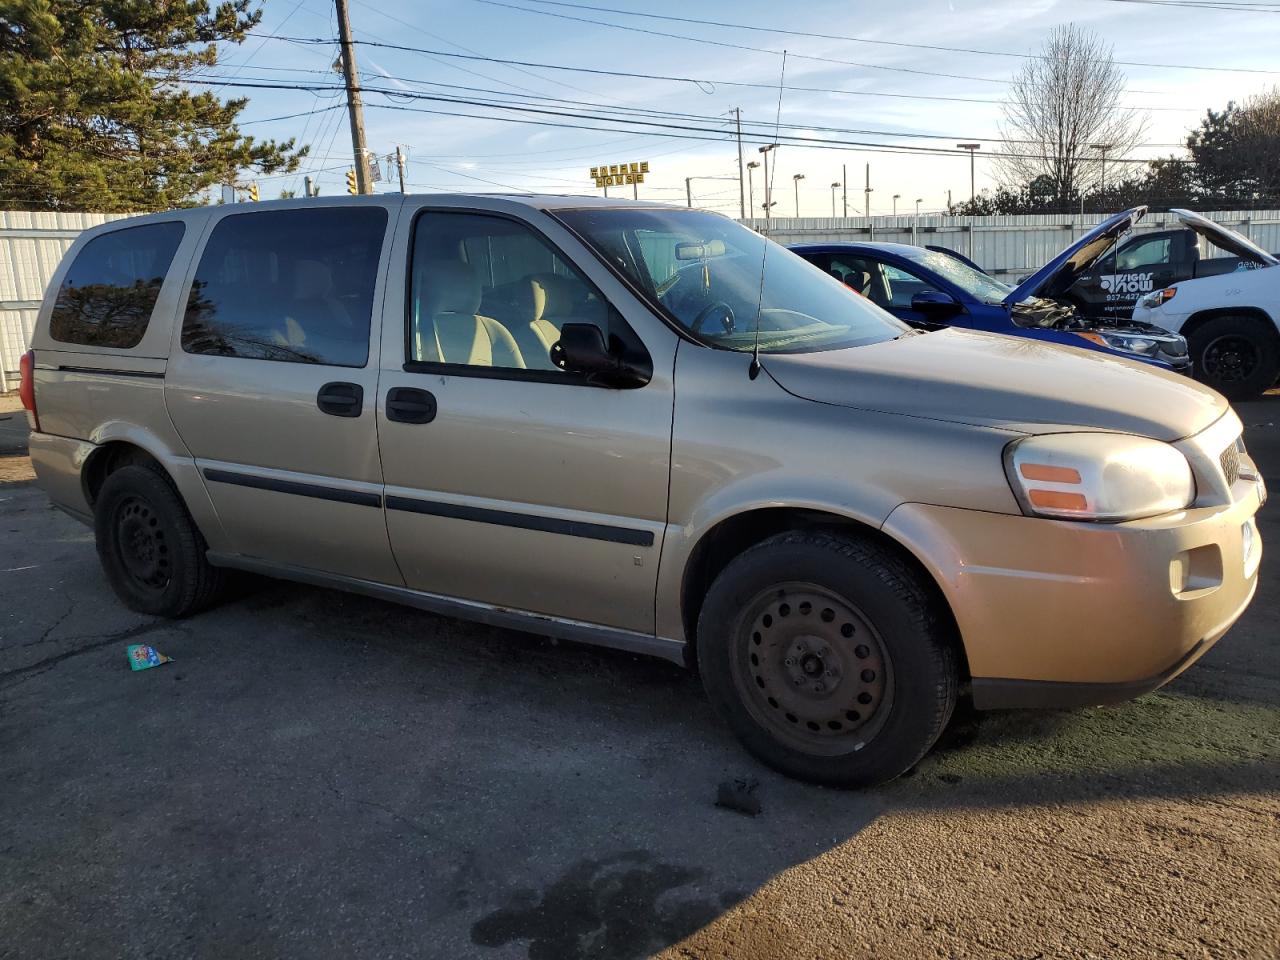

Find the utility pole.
[
  {"left": 863, "top": 163, "right": 872, "bottom": 218},
  {"left": 395, "top": 146, "right": 406, "bottom": 193},
  {"left": 734, "top": 108, "right": 746, "bottom": 219},
  {"left": 842, "top": 163, "right": 847, "bottom": 218},
  {"left": 746, "top": 161, "right": 759, "bottom": 220},
  {"left": 304, "top": 175, "right": 315, "bottom": 198},
  {"left": 686, "top": 177, "right": 693, "bottom": 208},
  {"left": 336, "top": 0, "right": 371, "bottom": 195}
]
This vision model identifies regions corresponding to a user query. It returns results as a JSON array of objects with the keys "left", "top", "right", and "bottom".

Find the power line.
[
  {"left": 508, "top": 0, "right": 1280, "bottom": 76},
  {"left": 271, "top": 36, "right": 1204, "bottom": 112}
]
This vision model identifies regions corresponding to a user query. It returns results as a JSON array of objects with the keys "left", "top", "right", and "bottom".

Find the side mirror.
[
  {"left": 551, "top": 322, "right": 652, "bottom": 388},
  {"left": 910, "top": 289, "right": 960, "bottom": 316}
]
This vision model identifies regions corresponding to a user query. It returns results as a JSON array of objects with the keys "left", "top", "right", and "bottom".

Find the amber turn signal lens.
[
  {"left": 1027, "top": 489, "right": 1088, "bottom": 511},
  {"left": 1019, "top": 463, "right": 1082, "bottom": 484}
]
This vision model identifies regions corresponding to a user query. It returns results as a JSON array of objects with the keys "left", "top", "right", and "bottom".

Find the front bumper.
[{"left": 883, "top": 477, "right": 1263, "bottom": 710}]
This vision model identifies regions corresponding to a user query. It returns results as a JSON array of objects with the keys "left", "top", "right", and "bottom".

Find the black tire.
[
  {"left": 697, "top": 530, "right": 958, "bottom": 788},
  {"left": 1188, "top": 314, "right": 1280, "bottom": 401},
  {"left": 94, "top": 464, "right": 225, "bottom": 617}
]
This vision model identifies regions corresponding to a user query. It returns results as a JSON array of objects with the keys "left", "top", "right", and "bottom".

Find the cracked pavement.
[{"left": 0, "top": 392, "right": 1277, "bottom": 959}]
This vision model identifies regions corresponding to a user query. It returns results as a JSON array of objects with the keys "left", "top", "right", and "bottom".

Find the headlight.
[
  {"left": 1073, "top": 331, "right": 1160, "bottom": 356},
  {"left": 1140, "top": 288, "right": 1177, "bottom": 309},
  {"left": 1005, "top": 433, "right": 1195, "bottom": 521}
]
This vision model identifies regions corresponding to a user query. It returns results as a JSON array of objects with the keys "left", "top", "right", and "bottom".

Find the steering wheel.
[{"left": 689, "top": 300, "right": 736, "bottom": 334}]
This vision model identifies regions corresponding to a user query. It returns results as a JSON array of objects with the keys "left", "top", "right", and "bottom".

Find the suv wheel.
[
  {"left": 1189, "top": 315, "right": 1280, "bottom": 400},
  {"left": 697, "top": 531, "right": 958, "bottom": 788},
  {"left": 94, "top": 464, "right": 225, "bottom": 617}
]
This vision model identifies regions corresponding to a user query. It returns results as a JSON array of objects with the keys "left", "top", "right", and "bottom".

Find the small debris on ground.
[
  {"left": 126, "top": 644, "right": 172, "bottom": 671},
  {"left": 715, "top": 777, "right": 761, "bottom": 817}
]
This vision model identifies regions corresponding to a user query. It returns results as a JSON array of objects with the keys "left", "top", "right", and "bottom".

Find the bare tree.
[{"left": 995, "top": 24, "right": 1148, "bottom": 209}]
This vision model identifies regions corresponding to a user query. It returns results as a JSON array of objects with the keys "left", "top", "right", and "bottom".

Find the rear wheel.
[
  {"left": 1188, "top": 314, "right": 1280, "bottom": 400},
  {"left": 94, "top": 464, "right": 225, "bottom": 617},
  {"left": 697, "top": 531, "right": 959, "bottom": 788}
]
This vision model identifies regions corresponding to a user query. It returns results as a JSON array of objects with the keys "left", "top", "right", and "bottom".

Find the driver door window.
[
  {"left": 407, "top": 212, "right": 617, "bottom": 374},
  {"left": 881, "top": 263, "right": 941, "bottom": 310}
]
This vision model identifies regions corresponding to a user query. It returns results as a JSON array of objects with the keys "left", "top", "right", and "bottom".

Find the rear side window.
[
  {"left": 181, "top": 207, "right": 387, "bottom": 367},
  {"left": 49, "top": 221, "right": 185, "bottom": 348}
]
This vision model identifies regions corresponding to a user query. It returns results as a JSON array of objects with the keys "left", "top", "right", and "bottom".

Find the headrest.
[
  {"left": 294, "top": 259, "right": 333, "bottom": 298},
  {"left": 420, "top": 259, "right": 482, "bottom": 316},
  {"left": 525, "top": 273, "right": 579, "bottom": 321}
]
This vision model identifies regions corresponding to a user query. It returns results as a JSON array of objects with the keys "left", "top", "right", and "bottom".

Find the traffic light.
[
  {"left": 346, "top": 169, "right": 358, "bottom": 195},
  {"left": 247, "top": 182, "right": 259, "bottom": 202}
]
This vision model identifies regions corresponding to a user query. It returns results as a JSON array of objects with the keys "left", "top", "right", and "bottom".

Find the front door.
[
  {"left": 376, "top": 203, "right": 676, "bottom": 634},
  {"left": 164, "top": 201, "right": 402, "bottom": 584}
]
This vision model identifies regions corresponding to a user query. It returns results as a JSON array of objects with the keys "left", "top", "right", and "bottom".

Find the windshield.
[
  {"left": 555, "top": 208, "right": 906, "bottom": 354},
  {"left": 897, "top": 248, "right": 1013, "bottom": 306}
]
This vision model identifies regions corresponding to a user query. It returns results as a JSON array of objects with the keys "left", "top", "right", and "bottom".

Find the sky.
[{"left": 211, "top": 0, "right": 1280, "bottom": 217}]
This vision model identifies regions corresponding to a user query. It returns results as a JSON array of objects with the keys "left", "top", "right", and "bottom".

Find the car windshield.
[
  {"left": 897, "top": 247, "right": 1013, "bottom": 306},
  {"left": 555, "top": 208, "right": 906, "bottom": 353}
]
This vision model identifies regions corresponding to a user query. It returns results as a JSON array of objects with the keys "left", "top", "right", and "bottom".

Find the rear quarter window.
[{"left": 49, "top": 221, "right": 185, "bottom": 349}]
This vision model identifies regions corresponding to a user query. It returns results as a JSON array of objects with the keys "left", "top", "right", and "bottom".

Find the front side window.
[
  {"left": 50, "top": 222, "right": 185, "bottom": 348},
  {"left": 182, "top": 207, "right": 387, "bottom": 367},
  {"left": 407, "top": 211, "right": 625, "bottom": 374},
  {"left": 556, "top": 208, "right": 904, "bottom": 354}
]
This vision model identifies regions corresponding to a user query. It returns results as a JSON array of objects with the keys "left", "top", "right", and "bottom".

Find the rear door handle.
[
  {"left": 317, "top": 381, "right": 363, "bottom": 418},
  {"left": 385, "top": 387, "right": 437, "bottom": 424}
]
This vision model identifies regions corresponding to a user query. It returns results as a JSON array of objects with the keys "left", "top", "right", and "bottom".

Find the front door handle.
[
  {"left": 317, "top": 381, "right": 363, "bottom": 418},
  {"left": 385, "top": 387, "right": 437, "bottom": 424}
]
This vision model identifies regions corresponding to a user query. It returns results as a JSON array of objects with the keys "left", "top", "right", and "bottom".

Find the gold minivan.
[{"left": 20, "top": 196, "right": 1264, "bottom": 786}]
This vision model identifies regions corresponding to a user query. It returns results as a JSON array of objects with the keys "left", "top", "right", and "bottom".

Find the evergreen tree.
[{"left": 0, "top": 0, "right": 306, "bottom": 211}]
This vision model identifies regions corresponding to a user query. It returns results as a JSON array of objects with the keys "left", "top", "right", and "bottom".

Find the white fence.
[
  {"left": 0, "top": 211, "right": 131, "bottom": 390},
  {"left": 4, "top": 207, "right": 1280, "bottom": 387}
]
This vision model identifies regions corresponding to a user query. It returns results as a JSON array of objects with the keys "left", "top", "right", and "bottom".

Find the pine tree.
[{"left": 0, "top": 0, "right": 307, "bottom": 211}]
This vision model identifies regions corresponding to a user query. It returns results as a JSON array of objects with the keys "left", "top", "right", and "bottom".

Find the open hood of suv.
[
  {"left": 1004, "top": 207, "right": 1146, "bottom": 307},
  {"left": 1171, "top": 208, "right": 1279, "bottom": 267},
  {"left": 764, "top": 327, "right": 1226, "bottom": 442}
]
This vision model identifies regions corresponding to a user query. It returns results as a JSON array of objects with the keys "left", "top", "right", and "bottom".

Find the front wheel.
[
  {"left": 1188, "top": 315, "right": 1280, "bottom": 401},
  {"left": 697, "top": 531, "right": 959, "bottom": 788}
]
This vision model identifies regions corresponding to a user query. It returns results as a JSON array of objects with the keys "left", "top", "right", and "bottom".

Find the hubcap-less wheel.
[
  {"left": 731, "top": 583, "right": 893, "bottom": 757},
  {"left": 1202, "top": 334, "right": 1260, "bottom": 383},
  {"left": 113, "top": 496, "right": 171, "bottom": 591}
]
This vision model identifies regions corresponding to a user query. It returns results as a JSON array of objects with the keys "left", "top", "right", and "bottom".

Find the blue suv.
[{"left": 792, "top": 207, "right": 1191, "bottom": 374}]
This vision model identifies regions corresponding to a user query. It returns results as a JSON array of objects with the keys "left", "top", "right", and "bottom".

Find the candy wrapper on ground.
[{"left": 126, "top": 644, "right": 172, "bottom": 671}]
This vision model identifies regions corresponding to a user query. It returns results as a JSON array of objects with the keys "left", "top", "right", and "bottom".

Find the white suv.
[{"left": 1132, "top": 209, "right": 1280, "bottom": 399}]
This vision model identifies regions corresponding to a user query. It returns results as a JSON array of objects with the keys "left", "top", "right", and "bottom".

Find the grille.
[{"left": 1220, "top": 442, "right": 1241, "bottom": 487}]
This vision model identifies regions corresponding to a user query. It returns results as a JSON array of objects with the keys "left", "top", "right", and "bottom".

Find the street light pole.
[
  {"left": 759, "top": 144, "right": 776, "bottom": 222},
  {"left": 915, "top": 198, "right": 922, "bottom": 217},
  {"left": 685, "top": 177, "right": 693, "bottom": 208},
  {"left": 864, "top": 163, "right": 872, "bottom": 218},
  {"left": 747, "top": 161, "right": 760, "bottom": 220},
  {"left": 830, "top": 181, "right": 840, "bottom": 217},
  {"left": 956, "top": 143, "right": 980, "bottom": 207},
  {"left": 892, "top": 193, "right": 900, "bottom": 217},
  {"left": 792, "top": 173, "right": 805, "bottom": 217},
  {"left": 1091, "top": 143, "right": 1112, "bottom": 210},
  {"left": 734, "top": 107, "right": 746, "bottom": 219}
]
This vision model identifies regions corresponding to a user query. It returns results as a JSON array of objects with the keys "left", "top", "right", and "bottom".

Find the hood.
[
  {"left": 1171, "top": 208, "right": 1279, "bottom": 267},
  {"left": 764, "top": 327, "right": 1226, "bottom": 442},
  {"left": 1004, "top": 207, "right": 1146, "bottom": 307}
]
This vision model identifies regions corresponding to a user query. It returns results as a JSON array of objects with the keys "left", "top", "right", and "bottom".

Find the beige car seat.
[{"left": 415, "top": 259, "right": 525, "bottom": 368}]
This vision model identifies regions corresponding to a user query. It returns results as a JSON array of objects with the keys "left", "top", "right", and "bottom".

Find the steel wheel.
[
  {"left": 112, "top": 495, "right": 172, "bottom": 592},
  {"left": 1202, "top": 334, "right": 1260, "bottom": 383},
  {"left": 730, "top": 582, "right": 893, "bottom": 757}
]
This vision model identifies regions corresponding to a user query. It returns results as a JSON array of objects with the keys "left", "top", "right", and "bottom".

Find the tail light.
[{"left": 18, "top": 349, "right": 39, "bottom": 431}]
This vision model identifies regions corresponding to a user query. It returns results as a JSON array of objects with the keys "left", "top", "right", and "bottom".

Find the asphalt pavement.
[{"left": 0, "top": 393, "right": 1277, "bottom": 960}]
